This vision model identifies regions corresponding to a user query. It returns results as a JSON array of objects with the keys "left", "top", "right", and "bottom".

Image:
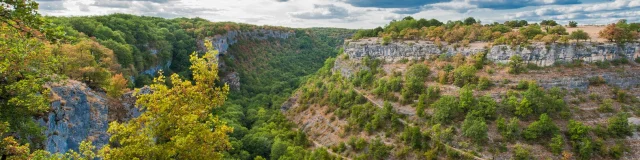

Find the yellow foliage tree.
[
  {"left": 106, "top": 73, "right": 129, "bottom": 98},
  {"left": 100, "top": 40, "right": 232, "bottom": 159}
]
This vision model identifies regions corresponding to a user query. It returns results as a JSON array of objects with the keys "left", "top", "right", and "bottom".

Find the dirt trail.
[{"left": 353, "top": 88, "right": 487, "bottom": 160}]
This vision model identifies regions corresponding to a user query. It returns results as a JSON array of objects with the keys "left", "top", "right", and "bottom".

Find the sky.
[{"left": 35, "top": 0, "right": 640, "bottom": 29}]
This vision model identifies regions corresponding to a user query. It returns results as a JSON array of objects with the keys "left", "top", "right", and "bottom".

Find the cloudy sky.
[{"left": 36, "top": 0, "right": 640, "bottom": 29}]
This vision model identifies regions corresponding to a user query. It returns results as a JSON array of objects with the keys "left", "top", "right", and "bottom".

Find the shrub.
[
  {"left": 523, "top": 114, "right": 558, "bottom": 140},
  {"left": 431, "top": 96, "right": 461, "bottom": 124},
  {"left": 368, "top": 138, "right": 391, "bottom": 159},
  {"left": 381, "top": 36, "right": 392, "bottom": 45},
  {"left": 607, "top": 113, "right": 632, "bottom": 138},
  {"left": 611, "top": 58, "right": 629, "bottom": 66},
  {"left": 598, "top": 99, "right": 614, "bottom": 113},
  {"left": 635, "top": 57, "right": 640, "bottom": 63},
  {"left": 106, "top": 73, "right": 130, "bottom": 97},
  {"left": 508, "top": 55, "right": 525, "bottom": 74},
  {"left": 569, "top": 21, "right": 578, "bottom": 28},
  {"left": 588, "top": 76, "right": 606, "bottom": 86},
  {"left": 477, "top": 77, "right": 492, "bottom": 90},
  {"left": 453, "top": 65, "right": 477, "bottom": 87},
  {"left": 461, "top": 114, "right": 488, "bottom": 143},
  {"left": 567, "top": 120, "right": 590, "bottom": 142},
  {"left": 497, "top": 117, "right": 520, "bottom": 141},
  {"left": 513, "top": 144, "right": 533, "bottom": 160},
  {"left": 401, "top": 63, "right": 430, "bottom": 102},
  {"left": 549, "top": 134, "right": 564, "bottom": 155},
  {"left": 594, "top": 61, "right": 610, "bottom": 69}
]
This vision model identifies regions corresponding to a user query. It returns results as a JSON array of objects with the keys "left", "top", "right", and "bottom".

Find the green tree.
[
  {"left": 519, "top": 25, "right": 544, "bottom": 39},
  {"left": 567, "top": 120, "right": 590, "bottom": 142},
  {"left": 101, "top": 41, "right": 232, "bottom": 159},
  {"left": 508, "top": 55, "right": 525, "bottom": 74},
  {"left": 0, "top": 2, "right": 63, "bottom": 157},
  {"left": 431, "top": 96, "right": 460, "bottom": 124},
  {"left": 416, "top": 94, "right": 427, "bottom": 117},
  {"left": 459, "top": 85, "right": 475, "bottom": 111},
  {"left": 368, "top": 138, "right": 391, "bottom": 160},
  {"left": 453, "top": 65, "right": 477, "bottom": 87},
  {"left": 401, "top": 63, "right": 429, "bottom": 102},
  {"left": 568, "top": 21, "right": 578, "bottom": 28},
  {"left": 523, "top": 114, "right": 558, "bottom": 140},
  {"left": 549, "top": 134, "right": 564, "bottom": 155},
  {"left": 271, "top": 139, "right": 289, "bottom": 160},
  {"left": 461, "top": 113, "right": 488, "bottom": 143},
  {"left": 569, "top": 30, "right": 590, "bottom": 42},
  {"left": 515, "top": 97, "right": 532, "bottom": 118},
  {"left": 497, "top": 117, "right": 520, "bottom": 141},
  {"left": 547, "top": 25, "right": 568, "bottom": 35},
  {"left": 464, "top": 17, "right": 477, "bottom": 25},
  {"left": 513, "top": 144, "right": 532, "bottom": 160}
]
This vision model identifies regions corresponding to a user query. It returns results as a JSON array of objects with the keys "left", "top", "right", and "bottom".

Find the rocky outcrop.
[
  {"left": 345, "top": 39, "right": 640, "bottom": 66},
  {"left": 202, "top": 29, "right": 294, "bottom": 55},
  {"left": 39, "top": 80, "right": 144, "bottom": 153},
  {"left": 39, "top": 81, "right": 110, "bottom": 153}
]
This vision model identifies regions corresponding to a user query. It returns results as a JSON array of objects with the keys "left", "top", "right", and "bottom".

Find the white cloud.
[{"left": 287, "top": 4, "right": 350, "bottom": 19}]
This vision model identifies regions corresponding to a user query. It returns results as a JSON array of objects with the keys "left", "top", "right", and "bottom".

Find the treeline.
[{"left": 353, "top": 16, "right": 640, "bottom": 47}]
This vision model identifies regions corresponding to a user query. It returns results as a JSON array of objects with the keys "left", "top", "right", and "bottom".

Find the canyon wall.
[
  {"left": 202, "top": 29, "right": 295, "bottom": 90},
  {"left": 345, "top": 39, "right": 640, "bottom": 66},
  {"left": 38, "top": 80, "right": 143, "bottom": 153}
]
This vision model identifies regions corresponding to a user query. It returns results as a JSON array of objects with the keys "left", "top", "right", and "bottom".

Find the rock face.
[
  {"left": 39, "top": 81, "right": 110, "bottom": 153},
  {"left": 199, "top": 29, "right": 295, "bottom": 90},
  {"left": 39, "top": 80, "right": 143, "bottom": 153},
  {"left": 537, "top": 70, "right": 640, "bottom": 91},
  {"left": 345, "top": 39, "right": 640, "bottom": 66},
  {"left": 203, "top": 29, "right": 294, "bottom": 55}
]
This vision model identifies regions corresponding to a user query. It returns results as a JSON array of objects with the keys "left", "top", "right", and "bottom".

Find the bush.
[
  {"left": 598, "top": 99, "right": 614, "bottom": 113},
  {"left": 431, "top": 96, "right": 461, "bottom": 124},
  {"left": 477, "top": 77, "right": 492, "bottom": 90},
  {"left": 569, "top": 21, "right": 578, "bottom": 28},
  {"left": 636, "top": 57, "right": 640, "bottom": 63},
  {"left": 368, "top": 138, "right": 391, "bottom": 160},
  {"left": 515, "top": 80, "right": 530, "bottom": 90},
  {"left": 588, "top": 76, "right": 606, "bottom": 86},
  {"left": 106, "top": 73, "right": 130, "bottom": 97},
  {"left": 523, "top": 114, "right": 558, "bottom": 140},
  {"left": 567, "top": 120, "right": 590, "bottom": 142},
  {"left": 611, "top": 58, "right": 629, "bottom": 66},
  {"left": 549, "top": 134, "right": 564, "bottom": 155},
  {"left": 607, "top": 113, "right": 632, "bottom": 138},
  {"left": 453, "top": 65, "right": 477, "bottom": 87},
  {"left": 508, "top": 55, "right": 525, "bottom": 74},
  {"left": 513, "top": 144, "right": 533, "bottom": 160},
  {"left": 401, "top": 63, "right": 430, "bottom": 102},
  {"left": 381, "top": 36, "right": 392, "bottom": 45},
  {"left": 497, "top": 117, "right": 520, "bottom": 141},
  {"left": 461, "top": 114, "right": 488, "bottom": 143}
]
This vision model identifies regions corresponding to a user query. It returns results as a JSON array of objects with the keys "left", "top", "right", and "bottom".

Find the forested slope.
[{"left": 1, "top": 1, "right": 355, "bottom": 158}]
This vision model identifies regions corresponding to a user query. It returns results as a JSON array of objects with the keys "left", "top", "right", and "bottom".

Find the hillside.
[{"left": 284, "top": 37, "right": 640, "bottom": 159}]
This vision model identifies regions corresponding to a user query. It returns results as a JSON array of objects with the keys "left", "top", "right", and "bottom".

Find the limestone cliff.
[
  {"left": 345, "top": 38, "right": 640, "bottom": 66},
  {"left": 198, "top": 29, "right": 295, "bottom": 90},
  {"left": 38, "top": 80, "right": 143, "bottom": 153}
]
